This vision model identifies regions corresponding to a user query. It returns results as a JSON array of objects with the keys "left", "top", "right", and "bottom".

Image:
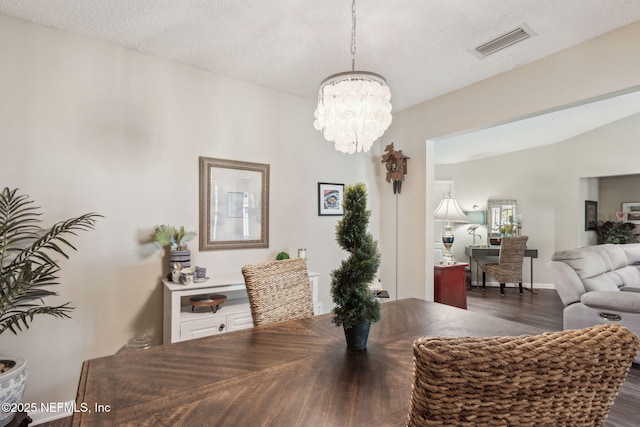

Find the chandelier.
[{"left": 313, "top": 0, "right": 392, "bottom": 154}]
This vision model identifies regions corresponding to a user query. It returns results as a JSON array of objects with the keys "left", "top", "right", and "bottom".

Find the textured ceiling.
[
  {"left": 1, "top": 0, "right": 640, "bottom": 113},
  {"left": 2, "top": 1, "right": 640, "bottom": 163}
]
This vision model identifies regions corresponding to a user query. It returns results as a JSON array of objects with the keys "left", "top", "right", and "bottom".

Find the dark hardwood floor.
[
  {"left": 467, "top": 286, "right": 640, "bottom": 427},
  {"left": 37, "top": 287, "right": 639, "bottom": 426}
]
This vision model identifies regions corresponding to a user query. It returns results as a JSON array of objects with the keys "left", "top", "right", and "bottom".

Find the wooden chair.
[
  {"left": 481, "top": 235, "right": 528, "bottom": 295},
  {"left": 241, "top": 258, "right": 314, "bottom": 326},
  {"left": 407, "top": 323, "right": 640, "bottom": 426}
]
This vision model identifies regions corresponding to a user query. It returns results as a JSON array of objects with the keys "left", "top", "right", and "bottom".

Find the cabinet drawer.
[
  {"left": 180, "top": 314, "right": 227, "bottom": 341},
  {"left": 228, "top": 311, "right": 254, "bottom": 331}
]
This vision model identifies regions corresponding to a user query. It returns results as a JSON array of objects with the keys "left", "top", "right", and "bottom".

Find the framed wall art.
[
  {"left": 622, "top": 202, "right": 640, "bottom": 224},
  {"left": 318, "top": 183, "right": 344, "bottom": 216},
  {"left": 199, "top": 157, "right": 269, "bottom": 250},
  {"left": 585, "top": 200, "right": 598, "bottom": 231}
]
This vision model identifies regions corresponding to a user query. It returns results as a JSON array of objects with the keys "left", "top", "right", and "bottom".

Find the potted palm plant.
[
  {"left": 153, "top": 225, "right": 197, "bottom": 273},
  {"left": 330, "top": 183, "right": 381, "bottom": 350},
  {"left": 0, "top": 187, "right": 100, "bottom": 427}
]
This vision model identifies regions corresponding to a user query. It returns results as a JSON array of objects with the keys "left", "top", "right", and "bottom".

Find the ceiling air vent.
[{"left": 474, "top": 24, "right": 535, "bottom": 58}]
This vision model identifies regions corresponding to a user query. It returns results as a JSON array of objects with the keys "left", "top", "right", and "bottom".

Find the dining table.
[{"left": 72, "top": 298, "right": 545, "bottom": 427}]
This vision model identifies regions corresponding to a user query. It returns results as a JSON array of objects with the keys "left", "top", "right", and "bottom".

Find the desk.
[
  {"left": 465, "top": 246, "right": 538, "bottom": 292},
  {"left": 73, "top": 298, "right": 543, "bottom": 427}
]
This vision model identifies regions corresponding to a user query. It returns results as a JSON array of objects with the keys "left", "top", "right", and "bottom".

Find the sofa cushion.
[
  {"left": 552, "top": 245, "right": 640, "bottom": 292},
  {"left": 552, "top": 245, "right": 625, "bottom": 279},
  {"left": 613, "top": 265, "right": 640, "bottom": 289},
  {"left": 580, "top": 291, "right": 640, "bottom": 313},
  {"left": 620, "top": 243, "right": 640, "bottom": 266},
  {"left": 582, "top": 272, "right": 623, "bottom": 292}
]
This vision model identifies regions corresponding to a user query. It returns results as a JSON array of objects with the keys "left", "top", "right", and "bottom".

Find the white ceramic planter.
[{"left": 0, "top": 356, "right": 27, "bottom": 427}]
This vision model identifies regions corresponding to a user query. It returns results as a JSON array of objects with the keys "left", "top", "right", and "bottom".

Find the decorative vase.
[
  {"left": 170, "top": 249, "right": 191, "bottom": 269},
  {"left": 344, "top": 323, "right": 371, "bottom": 350},
  {"left": 0, "top": 356, "right": 27, "bottom": 427}
]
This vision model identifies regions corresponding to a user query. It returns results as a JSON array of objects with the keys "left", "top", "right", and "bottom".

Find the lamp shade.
[{"left": 434, "top": 197, "right": 469, "bottom": 223}]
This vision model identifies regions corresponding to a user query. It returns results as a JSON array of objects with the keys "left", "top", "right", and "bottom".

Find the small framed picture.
[
  {"left": 318, "top": 183, "right": 344, "bottom": 216},
  {"left": 622, "top": 202, "right": 640, "bottom": 224},
  {"left": 585, "top": 200, "right": 598, "bottom": 231}
]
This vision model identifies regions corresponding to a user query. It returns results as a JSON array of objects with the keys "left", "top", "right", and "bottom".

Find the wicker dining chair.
[
  {"left": 241, "top": 258, "right": 314, "bottom": 326},
  {"left": 407, "top": 323, "right": 640, "bottom": 427},
  {"left": 481, "top": 235, "right": 528, "bottom": 295}
]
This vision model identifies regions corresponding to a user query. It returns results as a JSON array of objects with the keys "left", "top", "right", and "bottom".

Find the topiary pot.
[
  {"left": 343, "top": 323, "right": 371, "bottom": 351},
  {"left": 0, "top": 356, "right": 27, "bottom": 427}
]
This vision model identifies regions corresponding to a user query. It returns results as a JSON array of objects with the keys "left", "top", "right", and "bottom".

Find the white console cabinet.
[{"left": 163, "top": 271, "right": 319, "bottom": 344}]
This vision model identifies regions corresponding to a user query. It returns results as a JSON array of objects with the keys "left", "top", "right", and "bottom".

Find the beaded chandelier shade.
[{"left": 313, "top": 0, "right": 392, "bottom": 154}]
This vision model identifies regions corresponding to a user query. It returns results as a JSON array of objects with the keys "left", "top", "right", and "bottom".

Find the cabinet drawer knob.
[{"left": 219, "top": 324, "right": 226, "bottom": 332}]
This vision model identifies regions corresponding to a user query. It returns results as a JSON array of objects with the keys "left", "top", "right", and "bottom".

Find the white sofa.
[{"left": 551, "top": 243, "right": 640, "bottom": 363}]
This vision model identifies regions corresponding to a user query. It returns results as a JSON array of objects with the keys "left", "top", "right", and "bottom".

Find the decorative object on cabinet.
[
  {"left": 195, "top": 266, "right": 207, "bottom": 279},
  {"left": 331, "top": 183, "right": 381, "bottom": 350},
  {"left": 154, "top": 225, "right": 197, "bottom": 277},
  {"left": 318, "top": 183, "right": 344, "bottom": 216},
  {"left": 242, "top": 258, "right": 314, "bottom": 326},
  {"left": 381, "top": 143, "right": 409, "bottom": 194},
  {"left": 434, "top": 194, "right": 469, "bottom": 265},
  {"left": 199, "top": 157, "right": 269, "bottom": 251},
  {"left": 622, "top": 202, "right": 640, "bottom": 224},
  {"left": 0, "top": 187, "right": 101, "bottom": 427},
  {"left": 297, "top": 248, "right": 307, "bottom": 260},
  {"left": 585, "top": 200, "right": 598, "bottom": 231},
  {"left": 275, "top": 251, "right": 290, "bottom": 260},
  {"left": 190, "top": 293, "right": 227, "bottom": 313},
  {"left": 313, "top": 0, "right": 392, "bottom": 154}
]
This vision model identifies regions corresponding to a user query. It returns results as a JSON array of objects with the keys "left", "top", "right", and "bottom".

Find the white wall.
[
  {"left": 378, "top": 21, "right": 640, "bottom": 302},
  {"left": 435, "top": 113, "right": 640, "bottom": 287},
  {"left": 0, "top": 15, "right": 381, "bottom": 405}
]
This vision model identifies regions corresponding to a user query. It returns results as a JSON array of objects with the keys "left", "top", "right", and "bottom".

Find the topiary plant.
[
  {"left": 595, "top": 220, "right": 639, "bottom": 244},
  {"left": 0, "top": 187, "right": 101, "bottom": 335},
  {"left": 275, "top": 251, "right": 290, "bottom": 260},
  {"left": 330, "top": 183, "right": 381, "bottom": 329}
]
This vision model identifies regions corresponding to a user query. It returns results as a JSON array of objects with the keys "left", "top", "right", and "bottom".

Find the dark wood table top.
[{"left": 72, "top": 298, "right": 544, "bottom": 427}]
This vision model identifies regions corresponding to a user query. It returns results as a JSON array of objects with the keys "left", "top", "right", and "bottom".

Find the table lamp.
[{"left": 434, "top": 195, "right": 469, "bottom": 265}]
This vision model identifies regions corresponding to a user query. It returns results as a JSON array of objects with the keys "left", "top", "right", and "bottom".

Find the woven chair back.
[
  {"left": 242, "top": 258, "right": 314, "bottom": 326},
  {"left": 407, "top": 323, "right": 640, "bottom": 426},
  {"left": 498, "top": 235, "right": 528, "bottom": 272}
]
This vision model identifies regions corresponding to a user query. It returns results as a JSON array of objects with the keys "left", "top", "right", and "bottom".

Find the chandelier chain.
[{"left": 351, "top": 0, "right": 356, "bottom": 71}]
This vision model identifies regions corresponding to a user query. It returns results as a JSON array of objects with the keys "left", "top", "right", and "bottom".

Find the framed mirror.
[
  {"left": 487, "top": 199, "right": 517, "bottom": 236},
  {"left": 199, "top": 157, "right": 269, "bottom": 250}
]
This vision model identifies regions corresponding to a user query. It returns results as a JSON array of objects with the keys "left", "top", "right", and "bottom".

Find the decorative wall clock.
[{"left": 381, "top": 143, "right": 409, "bottom": 194}]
